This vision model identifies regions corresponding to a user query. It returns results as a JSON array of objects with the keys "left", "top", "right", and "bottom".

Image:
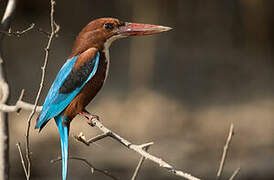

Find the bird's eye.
[
  {"left": 104, "top": 23, "right": 114, "bottom": 30},
  {"left": 118, "top": 22, "right": 126, "bottom": 27}
]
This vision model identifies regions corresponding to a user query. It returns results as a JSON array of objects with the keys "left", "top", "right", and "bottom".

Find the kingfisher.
[{"left": 35, "top": 17, "right": 171, "bottom": 180}]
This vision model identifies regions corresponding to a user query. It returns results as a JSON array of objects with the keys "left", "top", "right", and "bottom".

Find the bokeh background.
[{"left": 1, "top": 0, "right": 274, "bottom": 179}]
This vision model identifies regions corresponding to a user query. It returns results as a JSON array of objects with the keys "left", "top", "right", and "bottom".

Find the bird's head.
[{"left": 71, "top": 17, "right": 172, "bottom": 56}]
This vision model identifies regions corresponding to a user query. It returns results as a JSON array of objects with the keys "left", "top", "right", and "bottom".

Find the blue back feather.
[{"left": 36, "top": 52, "right": 100, "bottom": 129}]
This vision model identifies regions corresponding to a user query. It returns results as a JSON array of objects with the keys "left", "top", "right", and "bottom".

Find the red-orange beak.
[{"left": 117, "top": 22, "right": 172, "bottom": 36}]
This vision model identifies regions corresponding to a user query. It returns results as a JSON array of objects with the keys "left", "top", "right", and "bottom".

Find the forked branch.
[
  {"left": 75, "top": 117, "right": 201, "bottom": 180},
  {"left": 0, "top": 23, "right": 35, "bottom": 37},
  {"left": 0, "top": 90, "right": 42, "bottom": 113},
  {"left": 131, "top": 144, "right": 152, "bottom": 180}
]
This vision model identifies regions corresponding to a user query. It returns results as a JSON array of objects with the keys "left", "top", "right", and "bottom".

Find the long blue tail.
[{"left": 55, "top": 114, "right": 69, "bottom": 180}]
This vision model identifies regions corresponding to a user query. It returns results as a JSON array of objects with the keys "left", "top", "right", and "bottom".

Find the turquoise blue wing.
[{"left": 35, "top": 52, "right": 100, "bottom": 130}]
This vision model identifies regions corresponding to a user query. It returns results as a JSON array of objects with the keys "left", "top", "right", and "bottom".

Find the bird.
[{"left": 35, "top": 17, "right": 171, "bottom": 180}]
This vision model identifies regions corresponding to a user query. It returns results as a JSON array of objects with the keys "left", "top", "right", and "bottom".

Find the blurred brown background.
[{"left": 1, "top": 0, "right": 274, "bottom": 179}]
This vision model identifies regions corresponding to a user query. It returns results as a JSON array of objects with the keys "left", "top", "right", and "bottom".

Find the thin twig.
[
  {"left": 228, "top": 167, "right": 240, "bottom": 180},
  {"left": 216, "top": 124, "right": 234, "bottom": 180},
  {"left": 76, "top": 118, "right": 201, "bottom": 180},
  {"left": 16, "top": 143, "right": 28, "bottom": 177},
  {"left": 37, "top": 21, "right": 59, "bottom": 38},
  {"left": 19, "top": 0, "right": 59, "bottom": 179},
  {"left": 131, "top": 144, "right": 152, "bottom": 180},
  {"left": 74, "top": 132, "right": 154, "bottom": 180},
  {"left": 0, "top": 22, "right": 56, "bottom": 38},
  {"left": 37, "top": 28, "right": 51, "bottom": 37},
  {"left": 74, "top": 132, "right": 110, "bottom": 146},
  {"left": 51, "top": 156, "right": 119, "bottom": 180},
  {"left": 0, "top": 23, "right": 35, "bottom": 37}
]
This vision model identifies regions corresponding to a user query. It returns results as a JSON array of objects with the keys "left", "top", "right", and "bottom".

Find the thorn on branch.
[
  {"left": 139, "top": 142, "right": 154, "bottom": 149},
  {"left": 131, "top": 144, "right": 152, "bottom": 180},
  {"left": 53, "top": 21, "right": 60, "bottom": 36}
]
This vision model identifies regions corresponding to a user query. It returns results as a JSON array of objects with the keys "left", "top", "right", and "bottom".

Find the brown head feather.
[{"left": 70, "top": 18, "right": 124, "bottom": 57}]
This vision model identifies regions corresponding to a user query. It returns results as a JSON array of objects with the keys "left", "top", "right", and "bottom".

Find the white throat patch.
[
  {"left": 103, "top": 34, "right": 125, "bottom": 61},
  {"left": 102, "top": 34, "right": 126, "bottom": 82}
]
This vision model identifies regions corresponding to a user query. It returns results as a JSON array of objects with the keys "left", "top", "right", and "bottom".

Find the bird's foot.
[
  {"left": 79, "top": 111, "right": 100, "bottom": 127},
  {"left": 87, "top": 115, "right": 99, "bottom": 127}
]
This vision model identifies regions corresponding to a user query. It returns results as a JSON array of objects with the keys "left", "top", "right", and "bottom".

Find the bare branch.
[
  {"left": 16, "top": 0, "right": 59, "bottom": 179},
  {"left": 53, "top": 21, "right": 60, "bottom": 35},
  {"left": 0, "top": 89, "right": 42, "bottom": 113},
  {"left": 0, "top": 101, "right": 42, "bottom": 113},
  {"left": 37, "top": 28, "right": 51, "bottom": 37},
  {"left": 228, "top": 167, "right": 240, "bottom": 180},
  {"left": 138, "top": 142, "right": 153, "bottom": 149},
  {"left": 51, "top": 156, "right": 120, "bottom": 180},
  {"left": 131, "top": 144, "right": 152, "bottom": 180},
  {"left": 37, "top": 21, "right": 60, "bottom": 38},
  {"left": 76, "top": 118, "right": 201, "bottom": 180},
  {"left": 216, "top": 124, "right": 234, "bottom": 180},
  {"left": 74, "top": 132, "right": 110, "bottom": 146},
  {"left": 0, "top": 23, "right": 35, "bottom": 37},
  {"left": 0, "top": 0, "right": 17, "bottom": 101},
  {"left": 0, "top": 0, "right": 18, "bottom": 179},
  {"left": 16, "top": 143, "right": 27, "bottom": 177},
  {"left": 0, "top": 0, "right": 17, "bottom": 35}
]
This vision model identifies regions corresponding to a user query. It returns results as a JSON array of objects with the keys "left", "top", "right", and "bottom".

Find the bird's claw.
[
  {"left": 87, "top": 114, "right": 100, "bottom": 127},
  {"left": 79, "top": 111, "right": 100, "bottom": 127}
]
